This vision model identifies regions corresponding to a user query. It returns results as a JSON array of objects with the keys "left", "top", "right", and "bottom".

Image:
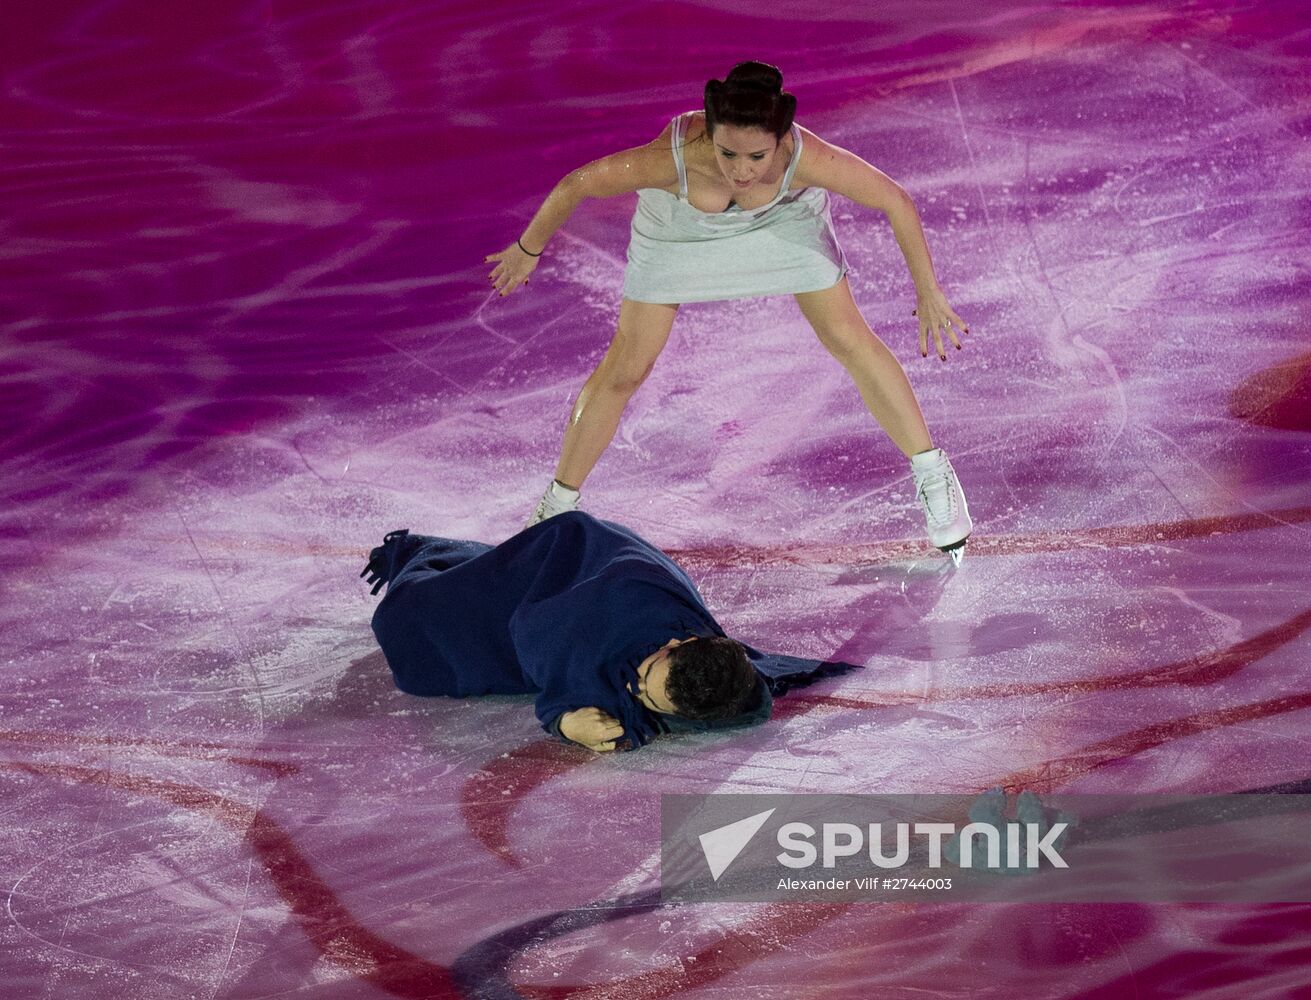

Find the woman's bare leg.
[
  {"left": 793, "top": 277, "right": 933, "bottom": 457},
  {"left": 553, "top": 298, "right": 679, "bottom": 489}
]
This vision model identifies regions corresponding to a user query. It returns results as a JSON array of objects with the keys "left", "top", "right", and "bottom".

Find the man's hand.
[{"left": 559, "top": 707, "right": 624, "bottom": 752}]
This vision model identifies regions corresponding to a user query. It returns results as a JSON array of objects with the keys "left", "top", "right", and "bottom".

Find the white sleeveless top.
[{"left": 621, "top": 111, "right": 847, "bottom": 304}]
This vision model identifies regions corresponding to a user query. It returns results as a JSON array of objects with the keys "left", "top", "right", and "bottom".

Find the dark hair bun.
[
  {"left": 724, "top": 61, "right": 783, "bottom": 95},
  {"left": 703, "top": 61, "right": 796, "bottom": 139}
]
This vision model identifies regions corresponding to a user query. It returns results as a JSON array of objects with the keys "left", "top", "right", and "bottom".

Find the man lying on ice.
[{"left": 361, "top": 511, "right": 852, "bottom": 752}]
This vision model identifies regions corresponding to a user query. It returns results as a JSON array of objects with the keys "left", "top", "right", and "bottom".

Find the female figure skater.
[{"left": 485, "top": 61, "right": 974, "bottom": 561}]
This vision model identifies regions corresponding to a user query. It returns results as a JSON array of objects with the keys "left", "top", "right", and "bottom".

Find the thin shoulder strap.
[
  {"left": 779, "top": 123, "right": 803, "bottom": 195},
  {"left": 671, "top": 112, "right": 690, "bottom": 198}
]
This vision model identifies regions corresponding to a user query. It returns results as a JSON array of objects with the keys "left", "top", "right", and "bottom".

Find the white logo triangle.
[{"left": 698, "top": 808, "right": 776, "bottom": 881}]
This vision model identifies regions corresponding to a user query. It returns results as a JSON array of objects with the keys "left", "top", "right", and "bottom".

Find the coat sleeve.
[
  {"left": 743, "top": 645, "right": 863, "bottom": 696},
  {"left": 543, "top": 712, "right": 574, "bottom": 744},
  {"left": 535, "top": 691, "right": 591, "bottom": 739},
  {"left": 362, "top": 529, "right": 496, "bottom": 595}
]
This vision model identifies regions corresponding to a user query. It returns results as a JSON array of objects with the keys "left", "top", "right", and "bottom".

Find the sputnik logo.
[{"left": 698, "top": 808, "right": 776, "bottom": 881}]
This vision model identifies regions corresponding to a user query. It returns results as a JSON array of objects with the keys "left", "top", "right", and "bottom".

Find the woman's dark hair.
[
  {"left": 703, "top": 61, "right": 797, "bottom": 140},
  {"left": 664, "top": 636, "right": 762, "bottom": 721}
]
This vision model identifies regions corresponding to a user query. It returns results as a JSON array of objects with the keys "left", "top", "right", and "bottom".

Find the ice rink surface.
[{"left": 3, "top": 1, "right": 1310, "bottom": 996}]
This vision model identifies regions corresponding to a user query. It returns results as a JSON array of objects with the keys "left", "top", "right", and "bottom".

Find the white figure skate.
[
  {"left": 526, "top": 479, "right": 580, "bottom": 529},
  {"left": 911, "top": 448, "right": 972, "bottom": 566}
]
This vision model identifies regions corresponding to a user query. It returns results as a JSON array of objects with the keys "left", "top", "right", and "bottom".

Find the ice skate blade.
[{"left": 938, "top": 539, "right": 968, "bottom": 567}]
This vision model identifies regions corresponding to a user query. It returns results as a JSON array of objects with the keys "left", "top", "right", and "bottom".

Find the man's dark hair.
[{"left": 664, "top": 636, "right": 761, "bottom": 720}]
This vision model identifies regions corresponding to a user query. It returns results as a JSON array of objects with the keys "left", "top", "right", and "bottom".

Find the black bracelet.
[{"left": 516, "top": 238, "right": 543, "bottom": 257}]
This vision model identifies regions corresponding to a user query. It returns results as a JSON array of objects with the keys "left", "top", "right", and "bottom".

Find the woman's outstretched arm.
[
  {"left": 795, "top": 128, "right": 971, "bottom": 360},
  {"left": 485, "top": 127, "right": 680, "bottom": 296}
]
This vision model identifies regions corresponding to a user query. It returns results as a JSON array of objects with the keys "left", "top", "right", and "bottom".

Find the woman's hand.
[
  {"left": 559, "top": 706, "right": 624, "bottom": 752},
  {"left": 484, "top": 242, "right": 539, "bottom": 297},
  {"left": 912, "top": 287, "right": 970, "bottom": 361}
]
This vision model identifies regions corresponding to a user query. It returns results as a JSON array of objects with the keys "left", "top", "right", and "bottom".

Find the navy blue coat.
[{"left": 364, "top": 512, "right": 853, "bottom": 748}]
